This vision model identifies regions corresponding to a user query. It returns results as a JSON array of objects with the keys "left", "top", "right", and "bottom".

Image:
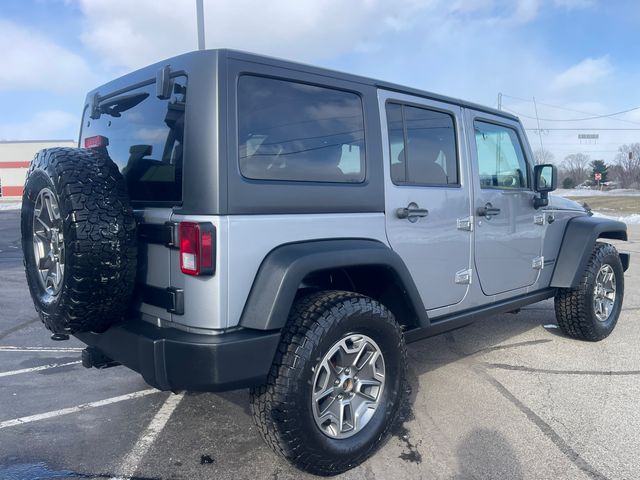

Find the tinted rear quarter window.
[
  {"left": 238, "top": 75, "right": 366, "bottom": 183},
  {"left": 80, "top": 76, "right": 187, "bottom": 203}
]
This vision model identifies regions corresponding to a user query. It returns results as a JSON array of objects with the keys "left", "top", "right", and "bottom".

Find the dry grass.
[{"left": 567, "top": 196, "right": 640, "bottom": 215}]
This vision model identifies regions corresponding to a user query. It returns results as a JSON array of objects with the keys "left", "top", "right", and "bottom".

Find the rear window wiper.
[{"left": 91, "top": 92, "right": 149, "bottom": 119}]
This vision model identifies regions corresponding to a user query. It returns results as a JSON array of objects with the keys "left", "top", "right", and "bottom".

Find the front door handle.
[
  {"left": 396, "top": 202, "right": 429, "bottom": 222},
  {"left": 477, "top": 202, "right": 501, "bottom": 219}
]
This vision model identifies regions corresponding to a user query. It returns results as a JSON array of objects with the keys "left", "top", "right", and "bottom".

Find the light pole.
[{"left": 196, "top": 0, "right": 205, "bottom": 50}]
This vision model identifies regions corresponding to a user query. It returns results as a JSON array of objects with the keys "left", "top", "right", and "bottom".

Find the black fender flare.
[
  {"left": 550, "top": 215, "right": 628, "bottom": 289},
  {"left": 239, "top": 239, "right": 428, "bottom": 330}
]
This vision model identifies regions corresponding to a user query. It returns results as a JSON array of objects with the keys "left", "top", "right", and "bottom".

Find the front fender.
[{"left": 550, "top": 215, "right": 628, "bottom": 288}]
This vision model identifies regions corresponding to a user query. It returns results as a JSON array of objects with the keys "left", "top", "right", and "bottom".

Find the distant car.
[{"left": 21, "top": 49, "right": 630, "bottom": 476}]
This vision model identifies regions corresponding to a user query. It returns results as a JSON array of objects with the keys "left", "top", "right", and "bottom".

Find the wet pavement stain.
[
  {"left": 394, "top": 424, "right": 423, "bottom": 464},
  {"left": 200, "top": 454, "right": 214, "bottom": 465},
  {"left": 391, "top": 382, "right": 423, "bottom": 464},
  {"left": 0, "top": 462, "right": 82, "bottom": 479},
  {"left": 0, "top": 463, "right": 162, "bottom": 480}
]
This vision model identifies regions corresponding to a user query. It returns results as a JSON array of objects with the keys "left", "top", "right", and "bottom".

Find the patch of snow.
[
  {"left": 592, "top": 212, "right": 640, "bottom": 225},
  {"left": 555, "top": 189, "right": 640, "bottom": 197},
  {"left": 0, "top": 202, "right": 20, "bottom": 211}
]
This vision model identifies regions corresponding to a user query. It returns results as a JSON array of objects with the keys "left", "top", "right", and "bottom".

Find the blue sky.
[{"left": 1, "top": 0, "right": 639, "bottom": 164}]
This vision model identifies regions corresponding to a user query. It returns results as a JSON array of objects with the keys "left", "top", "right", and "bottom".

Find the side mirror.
[{"left": 533, "top": 164, "right": 557, "bottom": 208}]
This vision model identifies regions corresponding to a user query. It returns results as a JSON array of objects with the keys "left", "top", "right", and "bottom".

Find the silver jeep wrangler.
[{"left": 21, "top": 49, "right": 629, "bottom": 476}]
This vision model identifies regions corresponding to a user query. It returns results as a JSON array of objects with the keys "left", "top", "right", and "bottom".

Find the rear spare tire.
[{"left": 21, "top": 147, "right": 137, "bottom": 334}]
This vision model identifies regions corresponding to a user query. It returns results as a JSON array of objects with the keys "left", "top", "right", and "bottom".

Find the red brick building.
[{"left": 0, "top": 140, "right": 75, "bottom": 199}]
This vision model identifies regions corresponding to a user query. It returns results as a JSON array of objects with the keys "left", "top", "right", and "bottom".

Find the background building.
[{"left": 0, "top": 140, "right": 76, "bottom": 199}]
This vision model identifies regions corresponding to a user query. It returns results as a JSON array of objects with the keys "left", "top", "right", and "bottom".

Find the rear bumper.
[{"left": 75, "top": 321, "right": 281, "bottom": 392}]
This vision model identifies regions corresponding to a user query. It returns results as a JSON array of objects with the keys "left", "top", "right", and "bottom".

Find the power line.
[
  {"left": 501, "top": 93, "right": 640, "bottom": 125},
  {"left": 504, "top": 106, "right": 640, "bottom": 122}
]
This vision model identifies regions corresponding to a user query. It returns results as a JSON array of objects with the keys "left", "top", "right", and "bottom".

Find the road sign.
[{"left": 595, "top": 173, "right": 602, "bottom": 181}]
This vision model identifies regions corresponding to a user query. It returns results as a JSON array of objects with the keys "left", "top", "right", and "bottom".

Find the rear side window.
[
  {"left": 474, "top": 121, "right": 529, "bottom": 189},
  {"left": 386, "top": 102, "right": 459, "bottom": 186},
  {"left": 80, "top": 76, "right": 187, "bottom": 203},
  {"left": 238, "top": 75, "right": 365, "bottom": 183}
]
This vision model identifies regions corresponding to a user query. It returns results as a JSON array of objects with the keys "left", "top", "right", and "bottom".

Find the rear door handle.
[
  {"left": 477, "top": 202, "right": 501, "bottom": 219},
  {"left": 396, "top": 202, "right": 429, "bottom": 222}
]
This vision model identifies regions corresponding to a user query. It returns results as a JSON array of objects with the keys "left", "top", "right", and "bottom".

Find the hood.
[{"left": 548, "top": 194, "right": 587, "bottom": 212}]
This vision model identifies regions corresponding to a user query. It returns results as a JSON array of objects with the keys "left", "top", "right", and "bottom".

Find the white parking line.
[
  {"left": 110, "top": 392, "right": 185, "bottom": 480},
  {"left": 0, "top": 360, "right": 81, "bottom": 377},
  {"left": 0, "top": 346, "right": 84, "bottom": 353},
  {"left": 0, "top": 389, "right": 159, "bottom": 430}
]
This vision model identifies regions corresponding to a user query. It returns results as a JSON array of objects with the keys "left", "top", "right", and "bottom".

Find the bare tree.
[
  {"left": 562, "top": 153, "right": 590, "bottom": 186},
  {"left": 533, "top": 148, "right": 555, "bottom": 166},
  {"left": 614, "top": 143, "right": 640, "bottom": 188},
  {"left": 608, "top": 163, "right": 626, "bottom": 187}
]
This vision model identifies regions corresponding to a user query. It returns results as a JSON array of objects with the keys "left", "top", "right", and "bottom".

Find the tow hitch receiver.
[{"left": 81, "top": 346, "right": 120, "bottom": 369}]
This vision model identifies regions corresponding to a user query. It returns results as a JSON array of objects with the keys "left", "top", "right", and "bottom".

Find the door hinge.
[
  {"left": 457, "top": 216, "right": 474, "bottom": 231},
  {"left": 455, "top": 268, "right": 473, "bottom": 285},
  {"left": 533, "top": 214, "right": 545, "bottom": 225},
  {"left": 532, "top": 256, "right": 544, "bottom": 270}
]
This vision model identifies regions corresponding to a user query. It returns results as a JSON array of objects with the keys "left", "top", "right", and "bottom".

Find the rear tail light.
[
  {"left": 84, "top": 135, "right": 109, "bottom": 149},
  {"left": 179, "top": 222, "right": 215, "bottom": 276}
]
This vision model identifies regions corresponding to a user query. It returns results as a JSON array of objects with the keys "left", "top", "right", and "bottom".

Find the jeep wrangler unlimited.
[{"left": 21, "top": 49, "right": 629, "bottom": 476}]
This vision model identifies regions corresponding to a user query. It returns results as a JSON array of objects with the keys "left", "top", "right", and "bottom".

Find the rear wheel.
[
  {"left": 250, "top": 290, "right": 407, "bottom": 476},
  {"left": 554, "top": 242, "right": 624, "bottom": 341}
]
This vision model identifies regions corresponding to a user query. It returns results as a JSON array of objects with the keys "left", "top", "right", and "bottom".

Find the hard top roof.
[{"left": 87, "top": 48, "right": 518, "bottom": 122}]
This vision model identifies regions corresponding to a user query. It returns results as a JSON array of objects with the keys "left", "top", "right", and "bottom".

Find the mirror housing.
[{"left": 533, "top": 164, "right": 557, "bottom": 208}]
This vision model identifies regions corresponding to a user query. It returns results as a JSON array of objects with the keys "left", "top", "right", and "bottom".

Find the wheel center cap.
[{"left": 342, "top": 377, "right": 354, "bottom": 393}]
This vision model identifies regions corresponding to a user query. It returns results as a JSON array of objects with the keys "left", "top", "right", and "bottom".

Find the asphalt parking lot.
[{"left": 1, "top": 208, "right": 639, "bottom": 480}]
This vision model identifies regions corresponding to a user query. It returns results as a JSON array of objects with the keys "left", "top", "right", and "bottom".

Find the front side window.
[
  {"left": 474, "top": 121, "right": 529, "bottom": 189},
  {"left": 386, "top": 102, "right": 459, "bottom": 186},
  {"left": 238, "top": 76, "right": 365, "bottom": 183}
]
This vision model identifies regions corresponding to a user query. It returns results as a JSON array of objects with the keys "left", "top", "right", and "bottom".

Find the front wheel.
[
  {"left": 250, "top": 291, "right": 407, "bottom": 476},
  {"left": 555, "top": 242, "right": 624, "bottom": 341}
]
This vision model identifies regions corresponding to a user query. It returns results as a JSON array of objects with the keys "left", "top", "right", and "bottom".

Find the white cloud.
[
  {"left": 551, "top": 56, "right": 613, "bottom": 91},
  {"left": 75, "top": 0, "right": 437, "bottom": 69},
  {"left": 75, "top": 0, "right": 562, "bottom": 70},
  {"left": 0, "top": 20, "right": 94, "bottom": 93},
  {"left": 0, "top": 111, "right": 78, "bottom": 141}
]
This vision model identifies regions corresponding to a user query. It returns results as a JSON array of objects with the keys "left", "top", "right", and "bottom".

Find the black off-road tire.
[
  {"left": 250, "top": 290, "right": 407, "bottom": 476},
  {"left": 21, "top": 147, "right": 137, "bottom": 334},
  {"left": 554, "top": 242, "right": 624, "bottom": 341}
]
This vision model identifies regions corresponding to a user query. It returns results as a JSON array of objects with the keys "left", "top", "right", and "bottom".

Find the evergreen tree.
[{"left": 591, "top": 160, "right": 608, "bottom": 183}]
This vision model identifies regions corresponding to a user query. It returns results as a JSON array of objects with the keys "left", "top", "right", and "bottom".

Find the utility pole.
[
  {"left": 532, "top": 96, "right": 544, "bottom": 152},
  {"left": 497, "top": 92, "right": 502, "bottom": 110},
  {"left": 196, "top": 0, "right": 205, "bottom": 50}
]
